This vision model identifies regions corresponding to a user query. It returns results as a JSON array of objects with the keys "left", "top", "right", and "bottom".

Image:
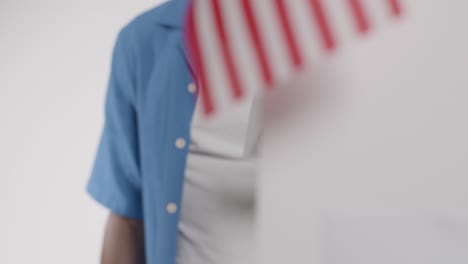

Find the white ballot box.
[{"left": 258, "top": 1, "right": 468, "bottom": 263}]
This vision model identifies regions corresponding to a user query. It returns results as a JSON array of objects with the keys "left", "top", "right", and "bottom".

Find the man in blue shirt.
[{"left": 87, "top": 0, "right": 198, "bottom": 263}]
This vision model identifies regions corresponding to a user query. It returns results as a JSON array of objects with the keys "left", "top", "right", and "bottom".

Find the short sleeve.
[{"left": 86, "top": 27, "right": 142, "bottom": 219}]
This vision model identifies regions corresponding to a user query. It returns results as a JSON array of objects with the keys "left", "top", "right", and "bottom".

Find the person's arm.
[
  {"left": 101, "top": 213, "right": 145, "bottom": 264},
  {"left": 87, "top": 25, "right": 144, "bottom": 263}
]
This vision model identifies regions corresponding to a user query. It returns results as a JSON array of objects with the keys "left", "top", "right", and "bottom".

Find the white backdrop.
[{"left": 0, "top": 0, "right": 164, "bottom": 263}]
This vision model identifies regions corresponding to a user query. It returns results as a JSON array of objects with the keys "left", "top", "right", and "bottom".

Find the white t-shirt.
[{"left": 176, "top": 94, "right": 262, "bottom": 264}]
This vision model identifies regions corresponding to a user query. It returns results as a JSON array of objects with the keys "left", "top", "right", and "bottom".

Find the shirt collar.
[{"left": 156, "top": 0, "right": 190, "bottom": 28}]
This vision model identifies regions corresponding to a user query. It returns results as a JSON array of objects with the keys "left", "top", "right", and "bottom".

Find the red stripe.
[
  {"left": 185, "top": 3, "right": 214, "bottom": 115},
  {"left": 308, "top": 0, "right": 336, "bottom": 51},
  {"left": 240, "top": 0, "right": 274, "bottom": 87},
  {"left": 274, "top": 0, "right": 303, "bottom": 68},
  {"left": 388, "top": 0, "right": 402, "bottom": 17},
  {"left": 211, "top": 0, "right": 244, "bottom": 99},
  {"left": 348, "top": 0, "right": 370, "bottom": 33}
]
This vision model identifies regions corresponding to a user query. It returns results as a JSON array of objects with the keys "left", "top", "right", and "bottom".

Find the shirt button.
[
  {"left": 175, "top": 138, "right": 186, "bottom": 149},
  {"left": 166, "top": 202, "right": 178, "bottom": 214},
  {"left": 188, "top": 82, "right": 196, "bottom": 94}
]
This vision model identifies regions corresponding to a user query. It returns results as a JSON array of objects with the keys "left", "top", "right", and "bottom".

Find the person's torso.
[{"left": 176, "top": 94, "right": 262, "bottom": 264}]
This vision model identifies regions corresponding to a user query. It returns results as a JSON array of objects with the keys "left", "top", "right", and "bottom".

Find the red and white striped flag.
[{"left": 184, "top": 0, "right": 402, "bottom": 116}]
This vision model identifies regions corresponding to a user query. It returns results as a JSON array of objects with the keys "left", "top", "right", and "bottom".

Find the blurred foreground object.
[
  {"left": 257, "top": 0, "right": 468, "bottom": 263},
  {"left": 184, "top": 0, "right": 402, "bottom": 116}
]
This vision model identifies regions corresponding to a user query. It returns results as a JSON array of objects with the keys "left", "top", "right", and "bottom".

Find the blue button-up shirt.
[{"left": 86, "top": 1, "right": 196, "bottom": 263}]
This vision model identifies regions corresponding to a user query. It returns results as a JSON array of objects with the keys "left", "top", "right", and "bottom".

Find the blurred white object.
[
  {"left": 259, "top": 0, "right": 468, "bottom": 263},
  {"left": 321, "top": 211, "right": 468, "bottom": 264}
]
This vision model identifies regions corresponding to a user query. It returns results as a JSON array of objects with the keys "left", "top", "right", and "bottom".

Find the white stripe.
[
  {"left": 195, "top": 0, "right": 231, "bottom": 116},
  {"left": 252, "top": 0, "right": 293, "bottom": 83},
  {"left": 287, "top": 0, "right": 325, "bottom": 65},
  {"left": 365, "top": 0, "right": 391, "bottom": 32},
  {"left": 325, "top": 0, "right": 356, "bottom": 47},
  {"left": 221, "top": 0, "right": 263, "bottom": 98}
]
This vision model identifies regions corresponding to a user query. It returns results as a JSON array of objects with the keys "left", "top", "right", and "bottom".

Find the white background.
[{"left": 1, "top": 0, "right": 164, "bottom": 263}]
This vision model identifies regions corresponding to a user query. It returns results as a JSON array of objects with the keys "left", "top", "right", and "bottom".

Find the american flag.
[{"left": 185, "top": 0, "right": 402, "bottom": 116}]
